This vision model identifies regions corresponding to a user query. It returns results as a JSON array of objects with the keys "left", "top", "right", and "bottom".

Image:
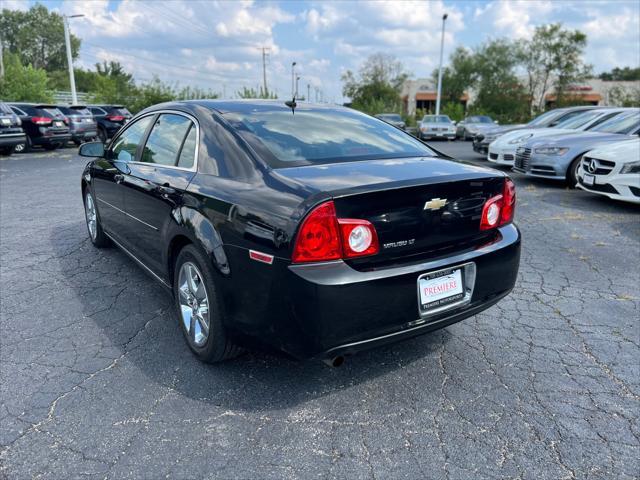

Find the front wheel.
[
  {"left": 84, "top": 189, "right": 110, "bottom": 247},
  {"left": 173, "top": 245, "right": 242, "bottom": 363},
  {"left": 566, "top": 156, "right": 582, "bottom": 188},
  {"left": 14, "top": 136, "right": 31, "bottom": 153}
]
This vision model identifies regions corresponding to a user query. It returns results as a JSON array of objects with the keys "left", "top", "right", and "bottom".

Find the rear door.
[
  {"left": 92, "top": 115, "right": 154, "bottom": 240},
  {"left": 119, "top": 112, "right": 197, "bottom": 273}
]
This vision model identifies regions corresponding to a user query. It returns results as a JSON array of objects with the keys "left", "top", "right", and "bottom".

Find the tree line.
[{"left": 343, "top": 23, "right": 639, "bottom": 124}]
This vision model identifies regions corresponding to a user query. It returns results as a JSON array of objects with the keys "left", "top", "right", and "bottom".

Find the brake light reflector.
[
  {"left": 338, "top": 219, "right": 379, "bottom": 258},
  {"left": 292, "top": 201, "right": 380, "bottom": 263},
  {"left": 292, "top": 201, "right": 342, "bottom": 263},
  {"left": 106, "top": 115, "right": 125, "bottom": 121},
  {"left": 480, "top": 195, "right": 503, "bottom": 230},
  {"left": 32, "top": 116, "right": 52, "bottom": 125}
]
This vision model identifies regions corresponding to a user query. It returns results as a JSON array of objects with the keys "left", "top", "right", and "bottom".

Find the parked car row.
[
  {"left": 0, "top": 101, "right": 132, "bottom": 155},
  {"left": 472, "top": 106, "right": 640, "bottom": 204},
  {"left": 375, "top": 112, "right": 501, "bottom": 141}
]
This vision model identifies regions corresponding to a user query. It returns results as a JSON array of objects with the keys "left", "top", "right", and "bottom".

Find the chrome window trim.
[{"left": 108, "top": 109, "right": 200, "bottom": 173}]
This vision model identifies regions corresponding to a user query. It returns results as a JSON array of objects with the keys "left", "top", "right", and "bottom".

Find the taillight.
[
  {"left": 480, "top": 178, "right": 516, "bottom": 230},
  {"left": 501, "top": 178, "right": 516, "bottom": 225},
  {"left": 32, "top": 116, "right": 52, "bottom": 125},
  {"left": 292, "top": 201, "right": 380, "bottom": 263},
  {"left": 106, "top": 115, "right": 125, "bottom": 121}
]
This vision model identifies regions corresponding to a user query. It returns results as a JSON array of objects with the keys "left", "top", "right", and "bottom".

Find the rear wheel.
[
  {"left": 173, "top": 245, "right": 242, "bottom": 363},
  {"left": 566, "top": 156, "right": 582, "bottom": 188}
]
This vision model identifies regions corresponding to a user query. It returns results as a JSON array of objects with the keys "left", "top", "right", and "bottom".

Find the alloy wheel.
[
  {"left": 14, "top": 143, "right": 25, "bottom": 153},
  {"left": 178, "top": 262, "right": 210, "bottom": 347},
  {"left": 84, "top": 192, "right": 97, "bottom": 240}
]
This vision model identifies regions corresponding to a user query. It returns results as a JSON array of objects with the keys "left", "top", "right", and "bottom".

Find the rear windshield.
[
  {"left": 41, "top": 108, "right": 64, "bottom": 118},
  {"left": 222, "top": 106, "right": 435, "bottom": 168},
  {"left": 0, "top": 103, "right": 13, "bottom": 115},
  {"left": 69, "top": 107, "right": 92, "bottom": 116},
  {"left": 467, "top": 116, "right": 493, "bottom": 123},
  {"left": 589, "top": 111, "right": 640, "bottom": 134},
  {"left": 422, "top": 115, "right": 451, "bottom": 123},
  {"left": 110, "top": 107, "right": 131, "bottom": 116}
]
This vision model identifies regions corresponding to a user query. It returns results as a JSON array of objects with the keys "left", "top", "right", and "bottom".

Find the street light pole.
[
  {"left": 435, "top": 13, "right": 448, "bottom": 116},
  {"left": 291, "top": 62, "right": 296, "bottom": 98},
  {"left": 296, "top": 76, "right": 300, "bottom": 97},
  {"left": 63, "top": 14, "right": 84, "bottom": 105}
]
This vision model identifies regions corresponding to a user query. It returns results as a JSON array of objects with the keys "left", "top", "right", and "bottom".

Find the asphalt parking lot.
[{"left": 1, "top": 142, "right": 638, "bottom": 479}]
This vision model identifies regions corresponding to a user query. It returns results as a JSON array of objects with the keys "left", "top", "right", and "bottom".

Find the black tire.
[
  {"left": 566, "top": 156, "right": 582, "bottom": 188},
  {"left": 0, "top": 146, "right": 14, "bottom": 156},
  {"left": 15, "top": 136, "right": 31, "bottom": 153},
  {"left": 173, "top": 245, "right": 242, "bottom": 363},
  {"left": 97, "top": 128, "right": 107, "bottom": 144},
  {"left": 83, "top": 189, "right": 111, "bottom": 248}
]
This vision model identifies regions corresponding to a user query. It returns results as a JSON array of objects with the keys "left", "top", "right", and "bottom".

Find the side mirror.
[{"left": 79, "top": 141, "right": 105, "bottom": 158}]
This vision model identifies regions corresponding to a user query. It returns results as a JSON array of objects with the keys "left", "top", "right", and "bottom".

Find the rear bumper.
[
  {"left": 32, "top": 133, "right": 72, "bottom": 146},
  {"left": 70, "top": 130, "right": 98, "bottom": 142},
  {"left": 0, "top": 132, "right": 26, "bottom": 147},
  {"left": 267, "top": 223, "right": 521, "bottom": 359},
  {"left": 420, "top": 133, "right": 456, "bottom": 140}
]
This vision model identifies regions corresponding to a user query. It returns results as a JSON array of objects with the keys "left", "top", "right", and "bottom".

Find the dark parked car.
[
  {"left": 57, "top": 105, "right": 98, "bottom": 145},
  {"left": 0, "top": 102, "right": 26, "bottom": 156},
  {"left": 88, "top": 105, "right": 132, "bottom": 143},
  {"left": 79, "top": 101, "right": 520, "bottom": 365},
  {"left": 374, "top": 113, "right": 406, "bottom": 130},
  {"left": 9, "top": 103, "right": 71, "bottom": 152}
]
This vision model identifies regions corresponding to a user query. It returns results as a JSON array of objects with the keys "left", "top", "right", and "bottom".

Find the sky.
[{"left": 4, "top": 0, "right": 640, "bottom": 103}]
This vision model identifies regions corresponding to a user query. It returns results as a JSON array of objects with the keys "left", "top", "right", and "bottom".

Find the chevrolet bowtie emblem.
[{"left": 424, "top": 198, "right": 447, "bottom": 210}]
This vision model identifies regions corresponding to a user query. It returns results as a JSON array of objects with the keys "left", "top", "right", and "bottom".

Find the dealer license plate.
[
  {"left": 583, "top": 174, "right": 595, "bottom": 186},
  {"left": 0, "top": 118, "right": 10, "bottom": 125},
  {"left": 54, "top": 121, "right": 64, "bottom": 127},
  {"left": 418, "top": 268, "right": 464, "bottom": 312}
]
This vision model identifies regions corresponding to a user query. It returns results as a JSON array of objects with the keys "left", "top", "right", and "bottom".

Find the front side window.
[
  {"left": 110, "top": 115, "right": 153, "bottom": 162},
  {"left": 141, "top": 114, "right": 193, "bottom": 166}
]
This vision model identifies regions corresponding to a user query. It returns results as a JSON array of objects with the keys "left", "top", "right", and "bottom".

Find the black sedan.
[{"left": 79, "top": 101, "right": 520, "bottom": 365}]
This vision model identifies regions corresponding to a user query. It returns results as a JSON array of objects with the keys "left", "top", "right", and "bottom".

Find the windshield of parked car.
[
  {"left": 527, "top": 110, "right": 565, "bottom": 127},
  {"left": 554, "top": 110, "right": 606, "bottom": 130},
  {"left": 467, "top": 116, "right": 493, "bottom": 123},
  {"left": 223, "top": 106, "right": 436, "bottom": 167},
  {"left": 588, "top": 111, "right": 640, "bottom": 134},
  {"left": 378, "top": 114, "right": 402, "bottom": 122},
  {"left": 422, "top": 115, "right": 451, "bottom": 123}
]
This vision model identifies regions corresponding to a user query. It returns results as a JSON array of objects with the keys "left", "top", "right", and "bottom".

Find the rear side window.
[
  {"left": 110, "top": 116, "right": 153, "bottom": 162},
  {"left": 141, "top": 114, "right": 193, "bottom": 166},
  {"left": 177, "top": 126, "right": 197, "bottom": 169}
]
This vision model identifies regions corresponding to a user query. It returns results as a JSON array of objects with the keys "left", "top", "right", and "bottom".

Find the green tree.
[
  {"left": 0, "top": 53, "right": 52, "bottom": 102},
  {"left": 608, "top": 85, "right": 640, "bottom": 107},
  {"left": 473, "top": 39, "right": 529, "bottom": 122},
  {"left": 341, "top": 53, "right": 410, "bottom": 114},
  {"left": 517, "top": 24, "right": 591, "bottom": 113},
  {"left": 432, "top": 47, "right": 477, "bottom": 105},
  {"left": 0, "top": 4, "right": 81, "bottom": 72},
  {"left": 599, "top": 67, "right": 640, "bottom": 81},
  {"left": 88, "top": 61, "right": 138, "bottom": 105},
  {"left": 236, "top": 86, "right": 277, "bottom": 99}
]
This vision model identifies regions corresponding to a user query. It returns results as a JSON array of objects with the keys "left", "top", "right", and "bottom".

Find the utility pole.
[
  {"left": 307, "top": 84, "right": 310, "bottom": 102},
  {"left": 257, "top": 46, "right": 270, "bottom": 96},
  {"left": 435, "top": 13, "right": 448, "bottom": 115},
  {"left": 63, "top": 14, "right": 84, "bottom": 105},
  {"left": 291, "top": 62, "right": 297, "bottom": 98}
]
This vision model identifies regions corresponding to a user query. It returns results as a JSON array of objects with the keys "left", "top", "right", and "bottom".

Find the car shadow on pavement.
[{"left": 51, "top": 222, "right": 449, "bottom": 412}]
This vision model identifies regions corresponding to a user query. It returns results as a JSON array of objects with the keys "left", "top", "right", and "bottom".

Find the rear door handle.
[{"left": 114, "top": 174, "right": 124, "bottom": 183}]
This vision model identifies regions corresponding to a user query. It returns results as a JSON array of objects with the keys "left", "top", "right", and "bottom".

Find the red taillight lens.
[
  {"left": 479, "top": 178, "right": 516, "bottom": 231},
  {"left": 106, "top": 115, "right": 125, "bottom": 121},
  {"left": 292, "top": 201, "right": 342, "bottom": 263},
  {"left": 501, "top": 178, "right": 516, "bottom": 225},
  {"left": 32, "top": 116, "right": 52, "bottom": 125},
  {"left": 292, "top": 201, "right": 380, "bottom": 263},
  {"left": 338, "top": 219, "right": 379, "bottom": 258}
]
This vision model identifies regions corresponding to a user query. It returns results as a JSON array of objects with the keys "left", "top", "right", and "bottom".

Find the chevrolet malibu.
[{"left": 79, "top": 101, "right": 520, "bottom": 364}]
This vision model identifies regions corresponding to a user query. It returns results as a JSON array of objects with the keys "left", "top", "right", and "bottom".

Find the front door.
[{"left": 94, "top": 115, "right": 154, "bottom": 243}]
